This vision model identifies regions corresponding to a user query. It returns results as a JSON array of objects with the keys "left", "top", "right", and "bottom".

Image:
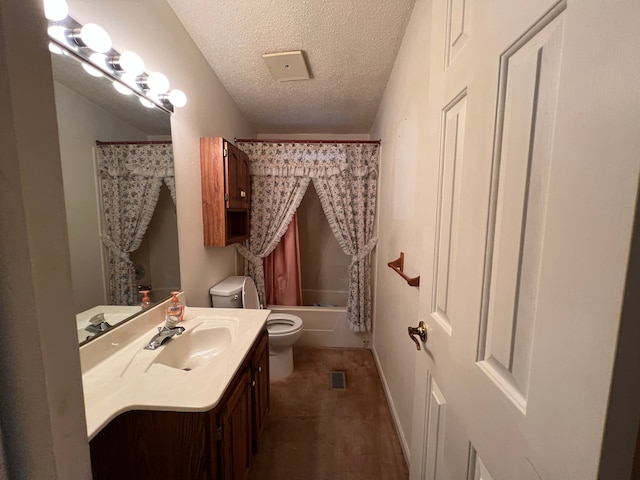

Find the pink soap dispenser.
[{"left": 165, "top": 291, "right": 184, "bottom": 325}]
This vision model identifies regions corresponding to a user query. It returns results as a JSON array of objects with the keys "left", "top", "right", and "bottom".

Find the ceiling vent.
[{"left": 262, "top": 50, "right": 310, "bottom": 82}]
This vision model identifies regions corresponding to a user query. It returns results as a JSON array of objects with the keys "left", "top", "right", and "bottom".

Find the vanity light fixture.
[
  {"left": 81, "top": 53, "right": 109, "bottom": 77},
  {"left": 48, "top": 25, "right": 70, "bottom": 47},
  {"left": 145, "top": 72, "right": 170, "bottom": 94},
  {"left": 46, "top": 13, "right": 187, "bottom": 111},
  {"left": 120, "top": 72, "right": 140, "bottom": 90},
  {"left": 113, "top": 80, "right": 134, "bottom": 95},
  {"left": 88, "top": 52, "right": 108, "bottom": 68},
  {"left": 139, "top": 97, "right": 156, "bottom": 109},
  {"left": 48, "top": 42, "right": 64, "bottom": 55},
  {"left": 71, "top": 23, "right": 112, "bottom": 53},
  {"left": 44, "top": 0, "right": 69, "bottom": 21},
  {"left": 167, "top": 89, "right": 187, "bottom": 108},
  {"left": 109, "top": 51, "right": 145, "bottom": 76}
]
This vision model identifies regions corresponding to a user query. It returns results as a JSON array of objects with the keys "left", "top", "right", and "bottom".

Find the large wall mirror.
[{"left": 51, "top": 48, "right": 181, "bottom": 345}]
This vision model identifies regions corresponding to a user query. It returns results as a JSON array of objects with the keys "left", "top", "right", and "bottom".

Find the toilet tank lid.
[{"left": 209, "top": 276, "right": 247, "bottom": 296}]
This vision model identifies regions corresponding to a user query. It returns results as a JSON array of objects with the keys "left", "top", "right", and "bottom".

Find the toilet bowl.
[
  {"left": 265, "top": 313, "right": 303, "bottom": 380},
  {"left": 210, "top": 276, "right": 303, "bottom": 380}
]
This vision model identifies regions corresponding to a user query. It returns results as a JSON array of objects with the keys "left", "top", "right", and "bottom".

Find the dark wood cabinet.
[
  {"left": 220, "top": 367, "right": 252, "bottom": 480},
  {"left": 90, "top": 329, "right": 269, "bottom": 480},
  {"left": 201, "top": 137, "right": 250, "bottom": 246},
  {"left": 251, "top": 331, "right": 269, "bottom": 453},
  {"left": 225, "top": 142, "right": 250, "bottom": 210}
]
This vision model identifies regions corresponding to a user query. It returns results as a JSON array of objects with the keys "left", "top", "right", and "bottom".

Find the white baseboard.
[{"left": 372, "top": 346, "right": 411, "bottom": 466}]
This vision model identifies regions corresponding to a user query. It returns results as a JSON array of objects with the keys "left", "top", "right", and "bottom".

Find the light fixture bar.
[
  {"left": 48, "top": 35, "right": 174, "bottom": 114},
  {"left": 46, "top": 15, "right": 184, "bottom": 113}
]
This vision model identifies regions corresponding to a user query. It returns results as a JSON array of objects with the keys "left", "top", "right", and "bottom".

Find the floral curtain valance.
[
  {"left": 236, "top": 140, "right": 379, "bottom": 332},
  {"left": 98, "top": 143, "right": 174, "bottom": 178},
  {"left": 237, "top": 142, "right": 378, "bottom": 178}
]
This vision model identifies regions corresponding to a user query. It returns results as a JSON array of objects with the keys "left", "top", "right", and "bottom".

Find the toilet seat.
[
  {"left": 241, "top": 277, "right": 261, "bottom": 309},
  {"left": 210, "top": 275, "right": 303, "bottom": 380},
  {"left": 267, "top": 313, "right": 303, "bottom": 336}
]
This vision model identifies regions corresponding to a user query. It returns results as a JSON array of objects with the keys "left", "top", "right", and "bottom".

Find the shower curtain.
[
  {"left": 236, "top": 141, "right": 378, "bottom": 332},
  {"left": 97, "top": 143, "right": 175, "bottom": 305},
  {"left": 263, "top": 213, "right": 303, "bottom": 306}
]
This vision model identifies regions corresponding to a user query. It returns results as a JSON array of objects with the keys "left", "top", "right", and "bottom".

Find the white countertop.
[{"left": 80, "top": 303, "right": 269, "bottom": 440}]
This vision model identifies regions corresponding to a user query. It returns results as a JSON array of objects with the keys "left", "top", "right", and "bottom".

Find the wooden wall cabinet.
[
  {"left": 201, "top": 137, "right": 251, "bottom": 246},
  {"left": 90, "top": 330, "right": 269, "bottom": 480}
]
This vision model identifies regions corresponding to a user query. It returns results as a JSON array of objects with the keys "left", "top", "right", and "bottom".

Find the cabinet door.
[
  {"left": 251, "top": 330, "right": 269, "bottom": 453},
  {"left": 221, "top": 367, "right": 252, "bottom": 480},
  {"left": 225, "top": 142, "right": 250, "bottom": 210},
  {"left": 237, "top": 148, "right": 250, "bottom": 209}
]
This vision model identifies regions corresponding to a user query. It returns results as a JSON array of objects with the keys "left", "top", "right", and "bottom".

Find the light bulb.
[
  {"left": 118, "top": 51, "right": 144, "bottom": 75},
  {"left": 80, "top": 23, "right": 112, "bottom": 53},
  {"left": 139, "top": 97, "right": 155, "bottom": 108},
  {"left": 147, "top": 72, "right": 169, "bottom": 93},
  {"left": 168, "top": 89, "right": 187, "bottom": 108},
  {"left": 48, "top": 42, "right": 64, "bottom": 55},
  {"left": 120, "top": 73, "right": 139, "bottom": 90},
  {"left": 113, "top": 81, "right": 133, "bottom": 95},
  {"left": 81, "top": 62, "right": 103, "bottom": 78},
  {"left": 146, "top": 91, "right": 160, "bottom": 103},
  {"left": 44, "top": 0, "right": 68, "bottom": 21},
  {"left": 48, "top": 26, "right": 69, "bottom": 46},
  {"left": 89, "top": 53, "right": 108, "bottom": 71}
]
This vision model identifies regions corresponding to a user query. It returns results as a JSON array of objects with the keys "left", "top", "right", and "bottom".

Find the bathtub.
[
  {"left": 301, "top": 288, "right": 348, "bottom": 307},
  {"left": 267, "top": 303, "right": 371, "bottom": 349}
]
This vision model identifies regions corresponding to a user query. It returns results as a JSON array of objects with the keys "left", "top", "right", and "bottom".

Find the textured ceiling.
[{"left": 167, "top": 0, "right": 417, "bottom": 134}]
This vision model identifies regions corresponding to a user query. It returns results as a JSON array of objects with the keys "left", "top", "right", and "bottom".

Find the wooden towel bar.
[{"left": 387, "top": 252, "right": 420, "bottom": 287}]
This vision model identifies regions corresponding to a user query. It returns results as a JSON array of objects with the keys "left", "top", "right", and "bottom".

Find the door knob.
[{"left": 408, "top": 321, "right": 427, "bottom": 350}]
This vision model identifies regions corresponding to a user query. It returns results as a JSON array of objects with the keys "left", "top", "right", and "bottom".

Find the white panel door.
[{"left": 409, "top": 0, "right": 640, "bottom": 478}]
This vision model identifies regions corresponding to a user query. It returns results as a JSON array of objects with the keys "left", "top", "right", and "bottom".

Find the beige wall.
[
  {"left": 369, "top": 0, "right": 433, "bottom": 461},
  {"left": 0, "top": 0, "right": 92, "bottom": 477},
  {"left": 54, "top": 82, "right": 149, "bottom": 312},
  {"left": 67, "top": 0, "right": 257, "bottom": 307}
]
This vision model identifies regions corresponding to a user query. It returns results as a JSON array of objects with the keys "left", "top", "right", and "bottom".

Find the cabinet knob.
[{"left": 258, "top": 366, "right": 262, "bottom": 373}]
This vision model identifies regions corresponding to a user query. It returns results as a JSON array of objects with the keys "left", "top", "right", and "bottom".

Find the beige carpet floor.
[{"left": 247, "top": 347, "right": 409, "bottom": 480}]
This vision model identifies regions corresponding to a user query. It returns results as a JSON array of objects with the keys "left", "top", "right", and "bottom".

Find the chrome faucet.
[
  {"left": 85, "top": 312, "right": 112, "bottom": 334},
  {"left": 144, "top": 324, "right": 185, "bottom": 350}
]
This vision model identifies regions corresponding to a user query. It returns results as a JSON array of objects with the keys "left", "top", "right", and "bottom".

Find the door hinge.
[
  {"left": 216, "top": 426, "right": 223, "bottom": 441},
  {"left": 223, "top": 147, "right": 228, "bottom": 158},
  {"left": 224, "top": 193, "right": 229, "bottom": 201}
]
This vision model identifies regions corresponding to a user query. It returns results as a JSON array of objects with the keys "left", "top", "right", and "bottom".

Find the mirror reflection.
[{"left": 51, "top": 49, "right": 181, "bottom": 345}]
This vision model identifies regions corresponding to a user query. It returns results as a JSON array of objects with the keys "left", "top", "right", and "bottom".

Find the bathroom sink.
[{"left": 150, "top": 323, "right": 232, "bottom": 372}]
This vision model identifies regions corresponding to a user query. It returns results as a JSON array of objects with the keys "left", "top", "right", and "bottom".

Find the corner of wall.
[{"left": 368, "top": 0, "right": 434, "bottom": 469}]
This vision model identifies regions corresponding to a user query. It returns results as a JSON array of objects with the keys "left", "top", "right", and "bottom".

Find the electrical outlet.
[{"left": 363, "top": 339, "right": 371, "bottom": 349}]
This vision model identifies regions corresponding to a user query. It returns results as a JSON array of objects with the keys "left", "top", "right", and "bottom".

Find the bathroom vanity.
[{"left": 81, "top": 300, "right": 269, "bottom": 479}]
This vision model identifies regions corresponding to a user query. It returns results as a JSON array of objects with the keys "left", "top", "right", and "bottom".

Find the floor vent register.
[{"left": 330, "top": 370, "right": 347, "bottom": 389}]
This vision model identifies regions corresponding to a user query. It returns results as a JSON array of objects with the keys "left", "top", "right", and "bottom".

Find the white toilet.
[{"left": 209, "top": 276, "right": 303, "bottom": 380}]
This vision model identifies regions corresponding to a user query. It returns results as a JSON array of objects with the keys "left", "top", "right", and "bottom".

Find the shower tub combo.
[{"left": 268, "top": 288, "right": 371, "bottom": 349}]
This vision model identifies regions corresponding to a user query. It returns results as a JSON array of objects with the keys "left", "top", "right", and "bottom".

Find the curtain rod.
[
  {"left": 235, "top": 138, "right": 380, "bottom": 145},
  {"left": 95, "top": 140, "right": 172, "bottom": 145}
]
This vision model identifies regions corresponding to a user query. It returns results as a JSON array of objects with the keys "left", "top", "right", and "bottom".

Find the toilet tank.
[{"left": 210, "top": 276, "right": 247, "bottom": 308}]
